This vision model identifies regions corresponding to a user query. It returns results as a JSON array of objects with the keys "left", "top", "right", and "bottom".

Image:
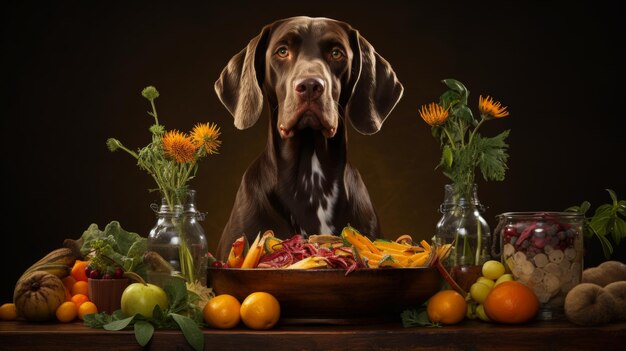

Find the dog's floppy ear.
[
  {"left": 215, "top": 25, "right": 271, "bottom": 130},
  {"left": 344, "top": 30, "right": 404, "bottom": 135}
]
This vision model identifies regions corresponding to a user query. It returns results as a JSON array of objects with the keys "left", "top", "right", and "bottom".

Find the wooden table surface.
[{"left": 1, "top": 319, "right": 625, "bottom": 351}]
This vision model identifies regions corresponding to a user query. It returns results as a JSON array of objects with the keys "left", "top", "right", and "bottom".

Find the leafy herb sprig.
[
  {"left": 84, "top": 277, "right": 205, "bottom": 351},
  {"left": 400, "top": 303, "right": 441, "bottom": 328},
  {"left": 566, "top": 189, "right": 626, "bottom": 259}
]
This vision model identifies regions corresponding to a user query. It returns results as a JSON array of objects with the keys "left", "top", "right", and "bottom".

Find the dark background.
[{"left": 2, "top": 1, "right": 624, "bottom": 301}]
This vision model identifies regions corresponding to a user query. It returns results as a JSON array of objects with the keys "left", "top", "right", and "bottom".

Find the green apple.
[{"left": 121, "top": 283, "right": 168, "bottom": 318}]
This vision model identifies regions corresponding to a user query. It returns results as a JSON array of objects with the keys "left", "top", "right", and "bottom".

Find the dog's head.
[{"left": 215, "top": 16, "right": 403, "bottom": 138}]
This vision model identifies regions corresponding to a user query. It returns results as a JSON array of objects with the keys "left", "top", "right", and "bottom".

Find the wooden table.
[{"left": 1, "top": 319, "right": 625, "bottom": 350}]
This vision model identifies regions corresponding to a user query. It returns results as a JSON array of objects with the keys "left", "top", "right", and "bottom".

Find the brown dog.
[{"left": 215, "top": 16, "right": 403, "bottom": 260}]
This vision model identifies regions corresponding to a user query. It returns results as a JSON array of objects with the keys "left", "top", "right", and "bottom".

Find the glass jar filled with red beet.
[{"left": 493, "top": 212, "right": 584, "bottom": 320}]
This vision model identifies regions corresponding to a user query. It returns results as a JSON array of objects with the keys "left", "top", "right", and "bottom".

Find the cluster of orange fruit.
[
  {"left": 0, "top": 260, "right": 99, "bottom": 322},
  {"left": 56, "top": 260, "right": 98, "bottom": 322},
  {"left": 203, "top": 292, "right": 281, "bottom": 330}
]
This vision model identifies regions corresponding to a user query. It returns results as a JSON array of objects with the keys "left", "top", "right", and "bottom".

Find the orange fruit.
[
  {"left": 65, "top": 288, "right": 72, "bottom": 302},
  {"left": 203, "top": 294, "right": 241, "bottom": 329},
  {"left": 71, "top": 281, "right": 89, "bottom": 296},
  {"left": 483, "top": 281, "right": 539, "bottom": 324},
  {"left": 239, "top": 292, "right": 280, "bottom": 330},
  {"left": 78, "top": 301, "right": 98, "bottom": 320},
  {"left": 0, "top": 303, "right": 18, "bottom": 321},
  {"left": 71, "top": 260, "right": 90, "bottom": 282},
  {"left": 71, "top": 293, "right": 90, "bottom": 308},
  {"left": 56, "top": 301, "right": 78, "bottom": 322},
  {"left": 426, "top": 290, "right": 467, "bottom": 325}
]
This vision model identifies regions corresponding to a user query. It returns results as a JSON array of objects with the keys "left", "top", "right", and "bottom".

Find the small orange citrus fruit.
[
  {"left": 203, "top": 294, "right": 241, "bottom": 329},
  {"left": 71, "top": 293, "right": 90, "bottom": 308},
  {"left": 71, "top": 281, "right": 89, "bottom": 296},
  {"left": 56, "top": 301, "right": 78, "bottom": 322},
  {"left": 240, "top": 292, "right": 280, "bottom": 330},
  {"left": 78, "top": 301, "right": 98, "bottom": 320},
  {"left": 426, "top": 290, "right": 467, "bottom": 325},
  {"left": 71, "top": 260, "right": 89, "bottom": 282},
  {"left": 0, "top": 303, "right": 18, "bottom": 321},
  {"left": 483, "top": 281, "right": 539, "bottom": 324}
]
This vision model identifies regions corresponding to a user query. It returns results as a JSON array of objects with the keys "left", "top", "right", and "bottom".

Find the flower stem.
[
  {"left": 150, "top": 99, "right": 159, "bottom": 126},
  {"left": 468, "top": 115, "right": 487, "bottom": 145},
  {"left": 443, "top": 128, "right": 457, "bottom": 150},
  {"left": 475, "top": 217, "right": 483, "bottom": 266}
]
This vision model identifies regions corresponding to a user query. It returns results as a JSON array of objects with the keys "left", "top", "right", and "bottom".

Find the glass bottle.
[
  {"left": 494, "top": 211, "right": 584, "bottom": 320},
  {"left": 180, "top": 189, "right": 208, "bottom": 286},
  {"left": 434, "top": 184, "right": 491, "bottom": 292},
  {"left": 147, "top": 189, "right": 208, "bottom": 287}
]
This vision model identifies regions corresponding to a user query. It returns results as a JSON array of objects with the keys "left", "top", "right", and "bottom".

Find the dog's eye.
[
  {"left": 330, "top": 48, "right": 344, "bottom": 61},
  {"left": 275, "top": 47, "right": 289, "bottom": 58}
]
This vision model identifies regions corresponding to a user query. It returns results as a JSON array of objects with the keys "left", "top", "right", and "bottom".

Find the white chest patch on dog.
[
  {"left": 317, "top": 181, "right": 338, "bottom": 234},
  {"left": 310, "top": 152, "right": 337, "bottom": 234}
]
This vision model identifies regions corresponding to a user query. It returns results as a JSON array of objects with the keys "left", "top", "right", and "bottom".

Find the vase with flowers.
[
  {"left": 419, "top": 79, "right": 510, "bottom": 292},
  {"left": 107, "top": 86, "right": 221, "bottom": 287}
]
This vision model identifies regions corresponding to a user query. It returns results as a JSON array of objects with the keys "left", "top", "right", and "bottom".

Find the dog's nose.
[{"left": 294, "top": 77, "right": 325, "bottom": 100}]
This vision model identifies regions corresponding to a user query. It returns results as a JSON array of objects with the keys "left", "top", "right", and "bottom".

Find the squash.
[{"left": 14, "top": 271, "right": 66, "bottom": 321}]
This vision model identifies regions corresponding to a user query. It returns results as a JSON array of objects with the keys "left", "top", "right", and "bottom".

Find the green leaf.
[
  {"left": 441, "top": 79, "right": 469, "bottom": 103},
  {"left": 452, "top": 104, "right": 474, "bottom": 125},
  {"left": 400, "top": 309, "right": 440, "bottom": 328},
  {"left": 134, "top": 321, "right": 155, "bottom": 347},
  {"left": 596, "top": 232, "right": 614, "bottom": 259},
  {"left": 439, "top": 90, "right": 461, "bottom": 110},
  {"left": 171, "top": 313, "right": 204, "bottom": 351},
  {"left": 606, "top": 189, "right": 618, "bottom": 207},
  {"left": 474, "top": 130, "right": 510, "bottom": 182},
  {"left": 103, "top": 315, "right": 136, "bottom": 331},
  {"left": 443, "top": 145, "right": 453, "bottom": 169},
  {"left": 612, "top": 217, "right": 626, "bottom": 245},
  {"left": 83, "top": 312, "right": 113, "bottom": 328},
  {"left": 590, "top": 204, "right": 613, "bottom": 236},
  {"left": 164, "top": 277, "right": 189, "bottom": 314},
  {"left": 579, "top": 201, "right": 591, "bottom": 215}
]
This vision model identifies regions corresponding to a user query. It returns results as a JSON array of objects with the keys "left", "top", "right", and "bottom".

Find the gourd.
[{"left": 13, "top": 271, "right": 66, "bottom": 321}]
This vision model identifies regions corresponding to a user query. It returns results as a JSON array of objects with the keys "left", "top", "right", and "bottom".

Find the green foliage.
[
  {"left": 83, "top": 277, "right": 205, "bottom": 351},
  {"left": 79, "top": 221, "right": 147, "bottom": 277},
  {"left": 427, "top": 79, "right": 510, "bottom": 198},
  {"left": 566, "top": 189, "right": 626, "bottom": 259},
  {"left": 400, "top": 303, "right": 440, "bottom": 328}
]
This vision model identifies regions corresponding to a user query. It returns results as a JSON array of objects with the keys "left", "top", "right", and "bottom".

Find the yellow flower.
[
  {"left": 419, "top": 103, "right": 449, "bottom": 126},
  {"left": 479, "top": 95, "right": 509, "bottom": 119},
  {"left": 191, "top": 122, "right": 222, "bottom": 155},
  {"left": 162, "top": 130, "right": 197, "bottom": 163}
]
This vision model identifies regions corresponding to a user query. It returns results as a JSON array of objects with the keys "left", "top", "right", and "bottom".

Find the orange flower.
[
  {"left": 479, "top": 95, "right": 509, "bottom": 119},
  {"left": 190, "top": 122, "right": 222, "bottom": 155},
  {"left": 162, "top": 130, "right": 197, "bottom": 163},
  {"left": 419, "top": 103, "right": 449, "bottom": 126}
]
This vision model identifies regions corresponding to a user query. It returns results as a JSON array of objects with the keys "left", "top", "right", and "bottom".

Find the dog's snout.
[{"left": 294, "top": 77, "right": 325, "bottom": 100}]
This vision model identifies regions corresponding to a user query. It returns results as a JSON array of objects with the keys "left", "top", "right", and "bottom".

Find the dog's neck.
[{"left": 266, "top": 112, "right": 347, "bottom": 235}]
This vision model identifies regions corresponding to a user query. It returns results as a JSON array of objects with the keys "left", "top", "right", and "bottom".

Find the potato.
[
  {"left": 564, "top": 283, "right": 616, "bottom": 326},
  {"left": 582, "top": 261, "right": 626, "bottom": 287},
  {"left": 604, "top": 281, "right": 626, "bottom": 321}
]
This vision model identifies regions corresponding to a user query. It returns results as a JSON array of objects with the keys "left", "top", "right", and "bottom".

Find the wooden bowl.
[{"left": 207, "top": 267, "right": 441, "bottom": 323}]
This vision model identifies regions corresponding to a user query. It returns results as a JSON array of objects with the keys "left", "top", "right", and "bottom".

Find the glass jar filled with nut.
[{"left": 493, "top": 212, "right": 584, "bottom": 320}]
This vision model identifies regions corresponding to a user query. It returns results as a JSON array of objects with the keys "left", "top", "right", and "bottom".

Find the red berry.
[
  {"left": 102, "top": 273, "right": 113, "bottom": 280},
  {"left": 85, "top": 265, "right": 93, "bottom": 277},
  {"left": 89, "top": 269, "right": 101, "bottom": 279},
  {"left": 113, "top": 267, "right": 124, "bottom": 279},
  {"left": 211, "top": 261, "right": 223, "bottom": 268}
]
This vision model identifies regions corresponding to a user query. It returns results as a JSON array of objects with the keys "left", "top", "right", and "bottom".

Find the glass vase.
[
  {"left": 147, "top": 189, "right": 208, "bottom": 287},
  {"left": 434, "top": 184, "right": 491, "bottom": 292}
]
